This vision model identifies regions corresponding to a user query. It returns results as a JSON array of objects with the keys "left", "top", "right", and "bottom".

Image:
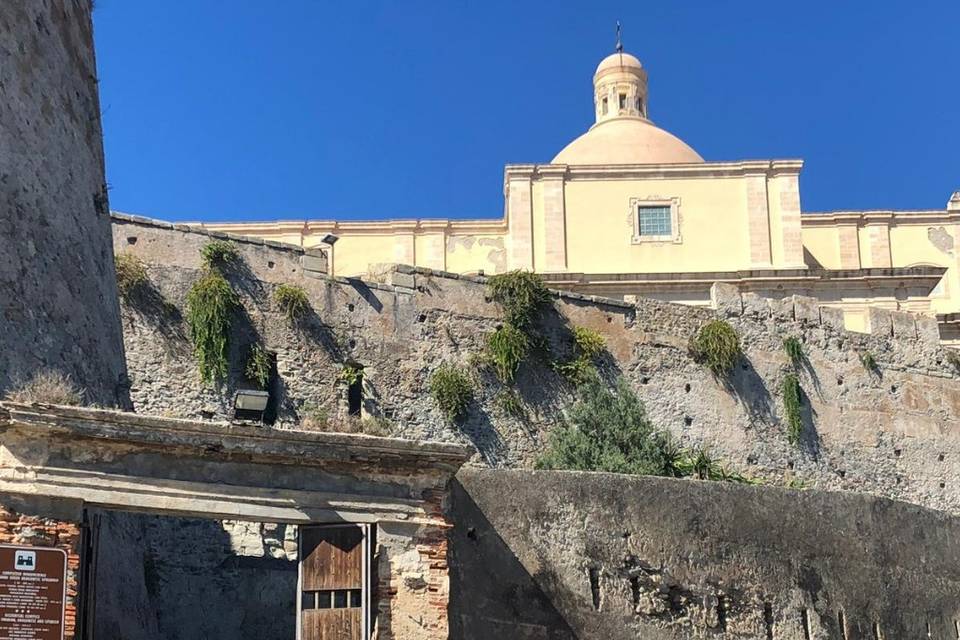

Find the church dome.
[
  {"left": 552, "top": 117, "right": 703, "bottom": 165},
  {"left": 552, "top": 45, "right": 703, "bottom": 165}
]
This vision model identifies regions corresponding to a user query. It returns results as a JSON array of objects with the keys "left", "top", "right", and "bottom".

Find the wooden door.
[{"left": 299, "top": 525, "right": 366, "bottom": 640}]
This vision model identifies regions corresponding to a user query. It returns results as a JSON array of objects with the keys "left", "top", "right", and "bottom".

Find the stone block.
[
  {"left": 890, "top": 311, "right": 917, "bottom": 340},
  {"left": 769, "top": 296, "right": 794, "bottom": 321},
  {"left": 389, "top": 271, "right": 417, "bottom": 289},
  {"left": 916, "top": 315, "right": 942, "bottom": 345},
  {"left": 867, "top": 307, "right": 893, "bottom": 337},
  {"left": 709, "top": 282, "right": 742, "bottom": 316},
  {"left": 301, "top": 254, "right": 327, "bottom": 275},
  {"left": 792, "top": 295, "right": 821, "bottom": 325},
  {"left": 819, "top": 306, "right": 846, "bottom": 332},
  {"left": 741, "top": 292, "right": 771, "bottom": 318}
]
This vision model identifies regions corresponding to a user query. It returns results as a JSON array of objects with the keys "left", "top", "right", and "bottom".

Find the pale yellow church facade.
[{"left": 193, "top": 49, "right": 960, "bottom": 343}]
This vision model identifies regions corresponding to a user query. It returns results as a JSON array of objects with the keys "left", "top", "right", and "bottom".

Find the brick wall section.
[
  {"left": 0, "top": 506, "right": 81, "bottom": 639},
  {"left": 375, "top": 490, "right": 451, "bottom": 639}
]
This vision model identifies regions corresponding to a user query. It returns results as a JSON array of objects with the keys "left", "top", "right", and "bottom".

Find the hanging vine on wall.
[
  {"left": 781, "top": 373, "right": 804, "bottom": 445},
  {"left": 782, "top": 336, "right": 804, "bottom": 369},
  {"left": 486, "top": 324, "right": 529, "bottom": 383},
  {"left": 245, "top": 343, "right": 273, "bottom": 390},
  {"left": 186, "top": 269, "right": 238, "bottom": 384}
]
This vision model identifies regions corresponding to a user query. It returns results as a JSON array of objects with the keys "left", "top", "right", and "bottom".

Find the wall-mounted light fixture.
[
  {"left": 233, "top": 389, "right": 269, "bottom": 423},
  {"left": 320, "top": 233, "right": 339, "bottom": 278}
]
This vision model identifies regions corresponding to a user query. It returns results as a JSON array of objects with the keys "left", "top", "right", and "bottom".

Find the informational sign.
[{"left": 0, "top": 545, "right": 67, "bottom": 640}]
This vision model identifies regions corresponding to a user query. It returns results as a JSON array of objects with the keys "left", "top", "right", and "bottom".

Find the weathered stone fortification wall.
[
  {"left": 113, "top": 217, "right": 960, "bottom": 517},
  {"left": 0, "top": 1, "right": 129, "bottom": 405},
  {"left": 449, "top": 468, "right": 960, "bottom": 640}
]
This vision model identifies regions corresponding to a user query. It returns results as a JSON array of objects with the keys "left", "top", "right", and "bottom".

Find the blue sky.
[{"left": 93, "top": 1, "right": 959, "bottom": 223}]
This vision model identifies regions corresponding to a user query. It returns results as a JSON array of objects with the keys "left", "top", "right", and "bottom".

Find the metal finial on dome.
[{"left": 615, "top": 21, "right": 623, "bottom": 53}]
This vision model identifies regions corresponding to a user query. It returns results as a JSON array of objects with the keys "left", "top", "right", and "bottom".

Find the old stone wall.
[
  {"left": 0, "top": 496, "right": 82, "bottom": 640},
  {"left": 448, "top": 468, "right": 960, "bottom": 640},
  {"left": 113, "top": 217, "right": 960, "bottom": 518},
  {"left": 0, "top": 1, "right": 129, "bottom": 405}
]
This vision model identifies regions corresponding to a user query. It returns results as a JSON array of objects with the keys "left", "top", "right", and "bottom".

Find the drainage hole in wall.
[
  {"left": 417, "top": 313, "right": 427, "bottom": 323},
  {"left": 126, "top": 236, "right": 137, "bottom": 245},
  {"left": 348, "top": 338, "right": 356, "bottom": 349},
  {"left": 684, "top": 383, "right": 691, "bottom": 393},
  {"left": 267, "top": 261, "right": 275, "bottom": 269},
  {"left": 684, "top": 416, "right": 693, "bottom": 427},
  {"left": 940, "top": 481, "right": 946, "bottom": 489},
  {"left": 837, "top": 469, "right": 846, "bottom": 478},
  {"left": 890, "top": 384, "right": 898, "bottom": 393},
  {"left": 837, "top": 376, "right": 844, "bottom": 386},
  {"left": 894, "top": 448, "right": 902, "bottom": 457},
  {"left": 787, "top": 461, "right": 794, "bottom": 471},
  {"left": 939, "top": 453, "right": 945, "bottom": 462},
  {"left": 640, "top": 377, "right": 649, "bottom": 385},
  {"left": 347, "top": 303, "right": 355, "bottom": 312}
]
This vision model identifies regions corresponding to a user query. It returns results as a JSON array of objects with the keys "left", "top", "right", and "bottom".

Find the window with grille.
[{"left": 637, "top": 205, "right": 672, "bottom": 237}]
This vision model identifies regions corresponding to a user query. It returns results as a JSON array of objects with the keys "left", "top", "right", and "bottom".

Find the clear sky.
[{"left": 92, "top": 1, "right": 959, "bottom": 223}]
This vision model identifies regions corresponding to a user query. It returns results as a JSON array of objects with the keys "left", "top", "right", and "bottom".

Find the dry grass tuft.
[{"left": 4, "top": 370, "right": 84, "bottom": 406}]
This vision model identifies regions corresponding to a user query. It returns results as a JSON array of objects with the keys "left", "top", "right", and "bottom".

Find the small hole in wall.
[
  {"left": 684, "top": 416, "right": 693, "bottom": 427},
  {"left": 347, "top": 367, "right": 364, "bottom": 417},
  {"left": 741, "top": 363, "right": 749, "bottom": 370},
  {"left": 348, "top": 338, "right": 356, "bottom": 349},
  {"left": 787, "top": 461, "right": 794, "bottom": 470},
  {"left": 466, "top": 527, "right": 477, "bottom": 541},
  {"left": 417, "top": 313, "right": 427, "bottom": 323},
  {"left": 939, "top": 481, "right": 946, "bottom": 489},
  {"left": 640, "top": 377, "right": 649, "bottom": 385},
  {"left": 126, "top": 236, "right": 137, "bottom": 245},
  {"left": 890, "top": 385, "right": 898, "bottom": 393},
  {"left": 939, "top": 453, "right": 945, "bottom": 462},
  {"left": 267, "top": 261, "right": 275, "bottom": 269},
  {"left": 894, "top": 448, "right": 902, "bottom": 457},
  {"left": 684, "top": 383, "right": 691, "bottom": 393},
  {"left": 837, "top": 376, "right": 844, "bottom": 386},
  {"left": 838, "top": 469, "right": 846, "bottom": 478},
  {"left": 347, "top": 303, "right": 355, "bottom": 312},
  {"left": 895, "top": 476, "right": 901, "bottom": 484},
  {"left": 606, "top": 316, "right": 612, "bottom": 323}
]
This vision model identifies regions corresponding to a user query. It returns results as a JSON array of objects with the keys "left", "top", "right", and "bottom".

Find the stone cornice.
[
  {"left": 802, "top": 210, "right": 959, "bottom": 227},
  {"left": 504, "top": 159, "right": 804, "bottom": 182},
  {"left": 303, "top": 218, "right": 508, "bottom": 236}
]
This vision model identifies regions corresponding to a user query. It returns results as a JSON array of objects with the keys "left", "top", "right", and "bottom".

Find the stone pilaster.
[
  {"left": 774, "top": 169, "right": 805, "bottom": 267},
  {"left": 744, "top": 169, "right": 772, "bottom": 267},
  {"left": 393, "top": 223, "right": 417, "bottom": 266},
  {"left": 837, "top": 223, "right": 861, "bottom": 269},
  {"left": 539, "top": 165, "right": 568, "bottom": 272},
  {"left": 867, "top": 221, "right": 893, "bottom": 268},
  {"left": 505, "top": 165, "right": 536, "bottom": 270}
]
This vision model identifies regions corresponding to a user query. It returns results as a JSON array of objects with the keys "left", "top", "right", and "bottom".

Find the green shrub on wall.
[
  {"left": 245, "top": 343, "right": 272, "bottom": 389},
  {"left": 429, "top": 364, "right": 473, "bottom": 423},
  {"left": 186, "top": 270, "right": 238, "bottom": 384},
  {"left": 337, "top": 363, "right": 363, "bottom": 386},
  {"left": 782, "top": 336, "right": 804, "bottom": 368},
  {"left": 486, "top": 324, "right": 529, "bottom": 384},
  {"left": 273, "top": 283, "right": 309, "bottom": 321},
  {"left": 781, "top": 373, "right": 804, "bottom": 445},
  {"left": 200, "top": 240, "right": 240, "bottom": 270},
  {"left": 114, "top": 252, "right": 149, "bottom": 299},
  {"left": 691, "top": 320, "right": 742, "bottom": 377},
  {"left": 555, "top": 326, "right": 607, "bottom": 385},
  {"left": 860, "top": 351, "right": 878, "bottom": 373},
  {"left": 486, "top": 270, "right": 551, "bottom": 329}
]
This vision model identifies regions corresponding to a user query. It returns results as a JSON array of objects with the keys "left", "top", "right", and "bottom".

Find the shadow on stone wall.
[{"left": 89, "top": 510, "right": 297, "bottom": 640}]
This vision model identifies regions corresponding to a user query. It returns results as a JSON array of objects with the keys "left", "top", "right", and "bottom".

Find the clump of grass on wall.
[
  {"left": 245, "top": 343, "right": 272, "bottom": 389},
  {"left": 486, "top": 324, "right": 529, "bottom": 383},
  {"left": 200, "top": 240, "right": 240, "bottom": 270},
  {"left": 337, "top": 363, "right": 363, "bottom": 386},
  {"left": 781, "top": 373, "right": 803, "bottom": 445},
  {"left": 273, "top": 283, "right": 310, "bottom": 321},
  {"left": 186, "top": 269, "right": 238, "bottom": 384},
  {"left": 114, "top": 252, "right": 149, "bottom": 299},
  {"left": 429, "top": 363, "right": 473, "bottom": 423},
  {"left": 782, "top": 336, "right": 804, "bottom": 368},
  {"left": 486, "top": 270, "right": 551, "bottom": 329},
  {"left": 555, "top": 325, "right": 607, "bottom": 385},
  {"left": 4, "top": 370, "right": 84, "bottom": 406},
  {"left": 691, "top": 320, "right": 742, "bottom": 377}
]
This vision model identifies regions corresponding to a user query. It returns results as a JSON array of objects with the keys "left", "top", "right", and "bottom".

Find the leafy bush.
[
  {"left": 4, "top": 370, "right": 84, "bottom": 406},
  {"left": 245, "top": 343, "right": 273, "bottom": 389},
  {"left": 486, "top": 324, "right": 528, "bottom": 383},
  {"left": 573, "top": 326, "right": 605, "bottom": 358},
  {"left": 337, "top": 363, "right": 363, "bottom": 386},
  {"left": 860, "top": 351, "right": 878, "bottom": 373},
  {"left": 200, "top": 240, "right": 240, "bottom": 270},
  {"left": 537, "top": 379, "right": 754, "bottom": 483},
  {"left": 274, "top": 283, "right": 309, "bottom": 321},
  {"left": 782, "top": 336, "right": 804, "bottom": 368},
  {"left": 536, "top": 379, "right": 676, "bottom": 476},
  {"left": 691, "top": 320, "right": 742, "bottom": 377},
  {"left": 486, "top": 270, "right": 551, "bottom": 329},
  {"left": 186, "top": 270, "right": 238, "bottom": 384},
  {"left": 429, "top": 364, "right": 473, "bottom": 423},
  {"left": 553, "top": 356, "right": 599, "bottom": 386},
  {"left": 781, "top": 373, "right": 803, "bottom": 445},
  {"left": 114, "top": 252, "right": 149, "bottom": 298}
]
